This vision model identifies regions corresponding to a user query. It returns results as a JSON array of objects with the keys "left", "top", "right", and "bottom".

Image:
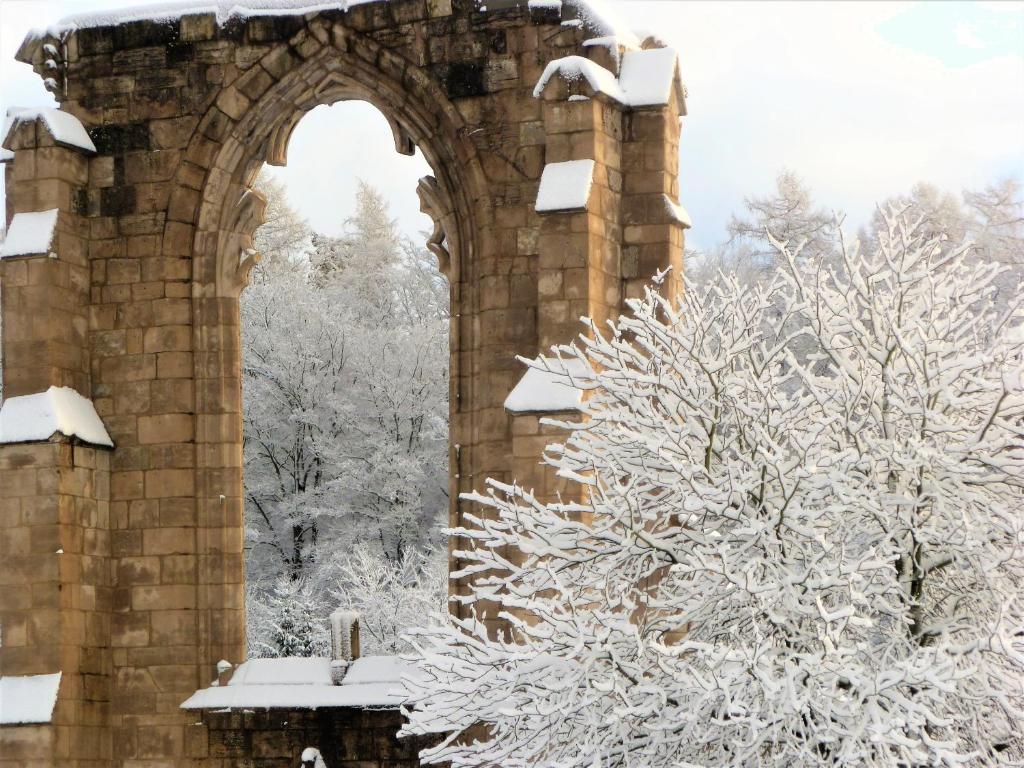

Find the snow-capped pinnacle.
[{"left": 534, "top": 48, "right": 686, "bottom": 113}]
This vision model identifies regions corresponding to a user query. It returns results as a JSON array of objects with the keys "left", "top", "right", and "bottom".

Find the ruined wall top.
[
  {"left": 17, "top": 0, "right": 638, "bottom": 44},
  {"left": 14, "top": 0, "right": 685, "bottom": 121}
]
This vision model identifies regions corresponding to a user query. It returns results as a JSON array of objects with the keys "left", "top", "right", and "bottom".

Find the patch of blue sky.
[{"left": 877, "top": 2, "right": 1024, "bottom": 69}]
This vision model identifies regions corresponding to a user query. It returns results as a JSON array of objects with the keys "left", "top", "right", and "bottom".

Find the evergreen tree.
[{"left": 265, "top": 580, "right": 328, "bottom": 658}]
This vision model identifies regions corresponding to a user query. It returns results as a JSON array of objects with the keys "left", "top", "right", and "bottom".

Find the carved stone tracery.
[
  {"left": 417, "top": 174, "right": 455, "bottom": 280},
  {"left": 218, "top": 185, "right": 268, "bottom": 296}
]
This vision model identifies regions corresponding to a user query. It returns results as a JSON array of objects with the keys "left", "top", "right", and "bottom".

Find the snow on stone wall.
[
  {"left": 0, "top": 209, "right": 60, "bottom": 259},
  {"left": 35, "top": 0, "right": 633, "bottom": 42},
  {"left": 4, "top": 108, "right": 96, "bottom": 153},
  {"left": 0, "top": 673, "right": 62, "bottom": 725},
  {"left": 534, "top": 55, "right": 624, "bottom": 102},
  {"left": 0, "top": 386, "right": 114, "bottom": 447},
  {"left": 534, "top": 48, "right": 683, "bottom": 110},
  {"left": 618, "top": 47, "right": 681, "bottom": 107},
  {"left": 505, "top": 357, "right": 591, "bottom": 413},
  {"left": 663, "top": 195, "right": 692, "bottom": 229},
  {"left": 535, "top": 159, "right": 596, "bottom": 213}
]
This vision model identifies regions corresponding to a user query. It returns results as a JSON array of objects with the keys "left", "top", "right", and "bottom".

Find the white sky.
[{"left": 1, "top": 0, "right": 1022, "bottom": 250}]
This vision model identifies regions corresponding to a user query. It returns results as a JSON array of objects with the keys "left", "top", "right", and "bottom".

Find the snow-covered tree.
[
  {"left": 964, "top": 178, "right": 1024, "bottom": 272},
  {"left": 865, "top": 181, "right": 969, "bottom": 248},
  {"left": 248, "top": 576, "right": 330, "bottom": 658},
  {"left": 871, "top": 179, "right": 1024, "bottom": 313},
  {"left": 325, "top": 543, "right": 446, "bottom": 656},
  {"left": 252, "top": 170, "right": 312, "bottom": 270},
  {"left": 242, "top": 266, "right": 348, "bottom": 581},
  {"left": 401, "top": 209, "right": 1024, "bottom": 766},
  {"left": 243, "top": 264, "right": 448, "bottom": 571},
  {"left": 692, "top": 175, "right": 1024, "bottom": 301},
  {"left": 242, "top": 178, "right": 449, "bottom": 655},
  {"left": 247, "top": 544, "right": 446, "bottom": 659},
  {"left": 691, "top": 170, "right": 833, "bottom": 285},
  {"left": 311, "top": 181, "right": 400, "bottom": 292}
]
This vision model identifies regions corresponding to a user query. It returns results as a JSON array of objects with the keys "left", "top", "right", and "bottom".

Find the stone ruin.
[{"left": 0, "top": 0, "right": 686, "bottom": 765}]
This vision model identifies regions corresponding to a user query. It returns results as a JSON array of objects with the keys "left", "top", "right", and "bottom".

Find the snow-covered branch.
[{"left": 402, "top": 211, "right": 1024, "bottom": 767}]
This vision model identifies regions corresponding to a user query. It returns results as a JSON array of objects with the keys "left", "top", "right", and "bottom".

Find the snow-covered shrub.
[
  {"left": 247, "top": 546, "right": 445, "bottom": 659},
  {"left": 327, "top": 544, "right": 447, "bottom": 656},
  {"left": 401, "top": 209, "right": 1024, "bottom": 767}
]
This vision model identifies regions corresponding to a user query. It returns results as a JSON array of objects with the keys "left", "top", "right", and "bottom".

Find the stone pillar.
[
  {"left": 1, "top": 116, "right": 93, "bottom": 398},
  {"left": 621, "top": 95, "right": 687, "bottom": 301},
  {"left": 1, "top": 113, "right": 113, "bottom": 768},
  {"left": 535, "top": 95, "right": 624, "bottom": 350},
  {"left": 0, "top": 442, "right": 112, "bottom": 768},
  {"left": 193, "top": 294, "right": 247, "bottom": 685}
]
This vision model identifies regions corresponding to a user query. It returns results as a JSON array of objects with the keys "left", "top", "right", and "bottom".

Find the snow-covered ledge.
[
  {"left": 535, "top": 159, "right": 596, "bottom": 214},
  {"left": 663, "top": 195, "right": 693, "bottom": 229},
  {"left": 534, "top": 55, "right": 623, "bottom": 103},
  {"left": 505, "top": 357, "right": 591, "bottom": 414},
  {"left": 0, "top": 209, "right": 60, "bottom": 259},
  {"left": 0, "top": 672, "right": 62, "bottom": 725},
  {"left": 0, "top": 386, "right": 114, "bottom": 448},
  {"left": 180, "top": 656, "right": 411, "bottom": 711},
  {"left": 2, "top": 107, "right": 97, "bottom": 154}
]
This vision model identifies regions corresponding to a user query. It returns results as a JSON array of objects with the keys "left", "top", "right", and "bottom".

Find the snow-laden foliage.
[
  {"left": 253, "top": 171, "right": 313, "bottom": 266},
  {"left": 241, "top": 178, "right": 449, "bottom": 657},
  {"left": 402, "top": 209, "right": 1024, "bottom": 767},
  {"left": 247, "top": 544, "right": 446, "bottom": 658},
  {"left": 242, "top": 180, "right": 448, "bottom": 584},
  {"left": 248, "top": 577, "right": 330, "bottom": 658},
  {"left": 692, "top": 174, "right": 1024, "bottom": 302},
  {"left": 326, "top": 543, "right": 447, "bottom": 656},
  {"left": 727, "top": 169, "right": 834, "bottom": 273}
]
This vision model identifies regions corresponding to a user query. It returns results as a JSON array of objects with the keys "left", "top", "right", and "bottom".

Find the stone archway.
[
  {"left": 176, "top": 22, "right": 492, "bottom": 694},
  {"left": 0, "top": 2, "right": 687, "bottom": 765}
]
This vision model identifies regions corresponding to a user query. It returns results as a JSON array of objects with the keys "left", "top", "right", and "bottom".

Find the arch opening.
[
  {"left": 181, "top": 37, "right": 487, "bottom": 669},
  {"left": 240, "top": 99, "right": 452, "bottom": 658}
]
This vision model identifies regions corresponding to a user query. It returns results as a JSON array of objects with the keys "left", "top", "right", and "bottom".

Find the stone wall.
[
  {"left": 1, "top": 1, "right": 685, "bottom": 765},
  {"left": 191, "top": 708, "right": 431, "bottom": 767}
]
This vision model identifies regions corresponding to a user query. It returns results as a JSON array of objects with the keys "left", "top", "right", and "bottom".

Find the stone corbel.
[
  {"left": 417, "top": 175, "right": 455, "bottom": 280},
  {"left": 218, "top": 186, "right": 267, "bottom": 295},
  {"left": 16, "top": 31, "right": 69, "bottom": 98}
]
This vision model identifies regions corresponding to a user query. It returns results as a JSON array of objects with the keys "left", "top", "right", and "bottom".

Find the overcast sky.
[{"left": 1, "top": 0, "right": 1023, "bottom": 250}]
